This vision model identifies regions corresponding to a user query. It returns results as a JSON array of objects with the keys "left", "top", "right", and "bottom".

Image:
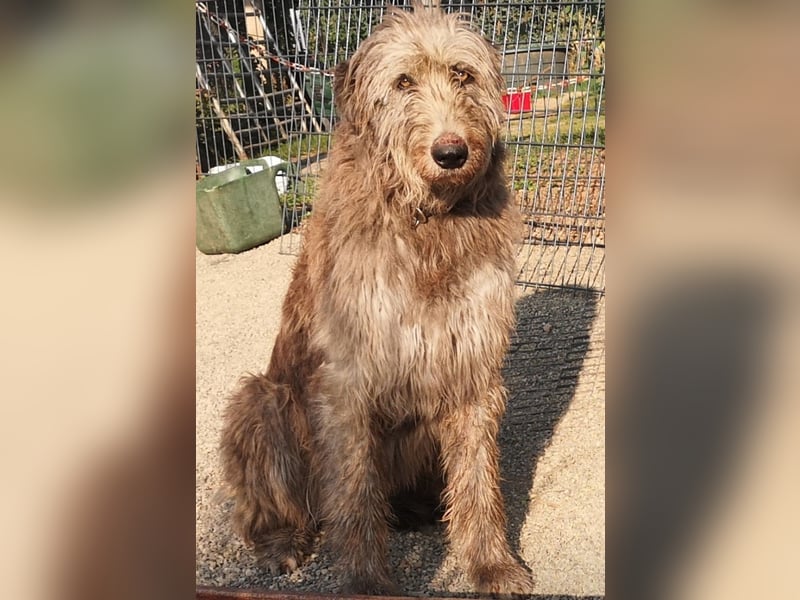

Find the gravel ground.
[{"left": 196, "top": 238, "right": 605, "bottom": 597}]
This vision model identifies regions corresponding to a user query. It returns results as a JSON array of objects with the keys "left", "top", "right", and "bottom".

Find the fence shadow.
[
  {"left": 499, "top": 288, "right": 600, "bottom": 590},
  {"left": 501, "top": 288, "right": 599, "bottom": 547}
]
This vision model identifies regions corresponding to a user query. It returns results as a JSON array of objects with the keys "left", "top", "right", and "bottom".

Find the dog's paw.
[
  {"left": 473, "top": 561, "right": 535, "bottom": 597},
  {"left": 253, "top": 527, "right": 312, "bottom": 575},
  {"left": 259, "top": 553, "right": 302, "bottom": 576}
]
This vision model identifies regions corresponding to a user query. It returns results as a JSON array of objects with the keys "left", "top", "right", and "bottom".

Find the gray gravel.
[{"left": 196, "top": 238, "right": 605, "bottom": 596}]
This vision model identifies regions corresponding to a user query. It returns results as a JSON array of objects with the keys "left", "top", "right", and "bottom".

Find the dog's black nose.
[{"left": 431, "top": 135, "right": 468, "bottom": 169}]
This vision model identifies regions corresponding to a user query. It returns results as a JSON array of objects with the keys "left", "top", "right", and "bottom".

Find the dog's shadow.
[{"left": 389, "top": 287, "right": 600, "bottom": 597}]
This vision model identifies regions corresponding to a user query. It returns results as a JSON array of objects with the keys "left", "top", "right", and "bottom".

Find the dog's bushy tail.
[{"left": 220, "top": 373, "right": 314, "bottom": 570}]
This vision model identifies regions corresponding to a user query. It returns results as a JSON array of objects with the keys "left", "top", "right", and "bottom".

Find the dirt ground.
[{"left": 196, "top": 237, "right": 605, "bottom": 597}]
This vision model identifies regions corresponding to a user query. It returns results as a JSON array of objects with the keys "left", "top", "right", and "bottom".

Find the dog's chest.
[{"left": 327, "top": 242, "right": 513, "bottom": 396}]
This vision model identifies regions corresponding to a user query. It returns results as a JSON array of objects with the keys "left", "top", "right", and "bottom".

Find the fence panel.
[{"left": 195, "top": 0, "right": 605, "bottom": 291}]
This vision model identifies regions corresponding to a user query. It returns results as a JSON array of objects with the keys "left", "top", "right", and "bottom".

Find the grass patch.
[
  {"left": 507, "top": 112, "right": 605, "bottom": 146},
  {"left": 279, "top": 176, "right": 318, "bottom": 233},
  {"left": 273, "top": 134, "right": 331, "bottom": 162},
  {"left": 505, "top": 79, "right": 605, "bottom": 147},
  {"left": 282, "top": 176, "right": 318, "bottom": 209},
  {"left": 507, "top": 145, "right": 605, "bottom": 195}
]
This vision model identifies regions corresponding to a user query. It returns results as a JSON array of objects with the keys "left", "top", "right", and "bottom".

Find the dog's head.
[{"left": 333, "top": 4, "right": 505, "bottom": 200}]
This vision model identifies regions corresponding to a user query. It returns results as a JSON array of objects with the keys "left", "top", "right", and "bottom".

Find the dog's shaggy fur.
[{"left": 221, "top": 4, "right": 532, "bottom": 595}]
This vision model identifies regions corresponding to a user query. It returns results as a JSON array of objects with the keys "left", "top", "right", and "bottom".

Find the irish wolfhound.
[{"left": 221, "top": 3, "right": 532, "bottom": 595}]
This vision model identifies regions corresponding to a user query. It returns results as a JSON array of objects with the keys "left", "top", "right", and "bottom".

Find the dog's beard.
[{"left": 421, "top": 149, "right": 493, "bottom": 216}]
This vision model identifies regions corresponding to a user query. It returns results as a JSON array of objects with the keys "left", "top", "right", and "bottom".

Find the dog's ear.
[{"left": 333, "top": 58, "right": 357, "bottom": 123}]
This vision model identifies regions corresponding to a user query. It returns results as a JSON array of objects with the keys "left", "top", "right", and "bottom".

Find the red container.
[{"left": 502, "top": 89, "right": 532, "bottom": 113}]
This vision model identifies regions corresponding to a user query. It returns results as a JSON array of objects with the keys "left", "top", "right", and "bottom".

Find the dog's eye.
[
  {"left": 396, "top": 75, "right": 414, "bottom": 90},
  {"left": 451, "top": 68, "right": 474, "bottom": 86}
]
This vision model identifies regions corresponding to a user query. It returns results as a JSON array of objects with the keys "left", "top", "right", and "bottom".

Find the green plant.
[{"left": 273, "top": 134, "right": 331, "bottom": 162}]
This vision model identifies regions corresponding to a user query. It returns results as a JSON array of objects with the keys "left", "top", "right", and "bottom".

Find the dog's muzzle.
[{"left": 431, "top": 134, "right": 468, "bottom": 169}]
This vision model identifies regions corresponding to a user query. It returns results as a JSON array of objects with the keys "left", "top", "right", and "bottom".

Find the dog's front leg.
[
  {"left": 439, "top": 387, "right": 534, "bottom": 596},
  {"left": 312, "top": 397, "right": 396, "bottom": 595}
]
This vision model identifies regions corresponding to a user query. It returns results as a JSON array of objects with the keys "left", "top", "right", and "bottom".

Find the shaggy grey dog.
[{"left": 221, "top": 3, "right": 533, "bottom": 595}]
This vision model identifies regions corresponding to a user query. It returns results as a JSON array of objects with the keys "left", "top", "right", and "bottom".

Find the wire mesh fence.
[{"left": 195, "top": 0, "right": 605, "bottom": 292}]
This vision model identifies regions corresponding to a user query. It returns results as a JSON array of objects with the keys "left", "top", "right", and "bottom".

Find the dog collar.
[{"left": 412, "top": 206, "right": 429, "bottom": 229}]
